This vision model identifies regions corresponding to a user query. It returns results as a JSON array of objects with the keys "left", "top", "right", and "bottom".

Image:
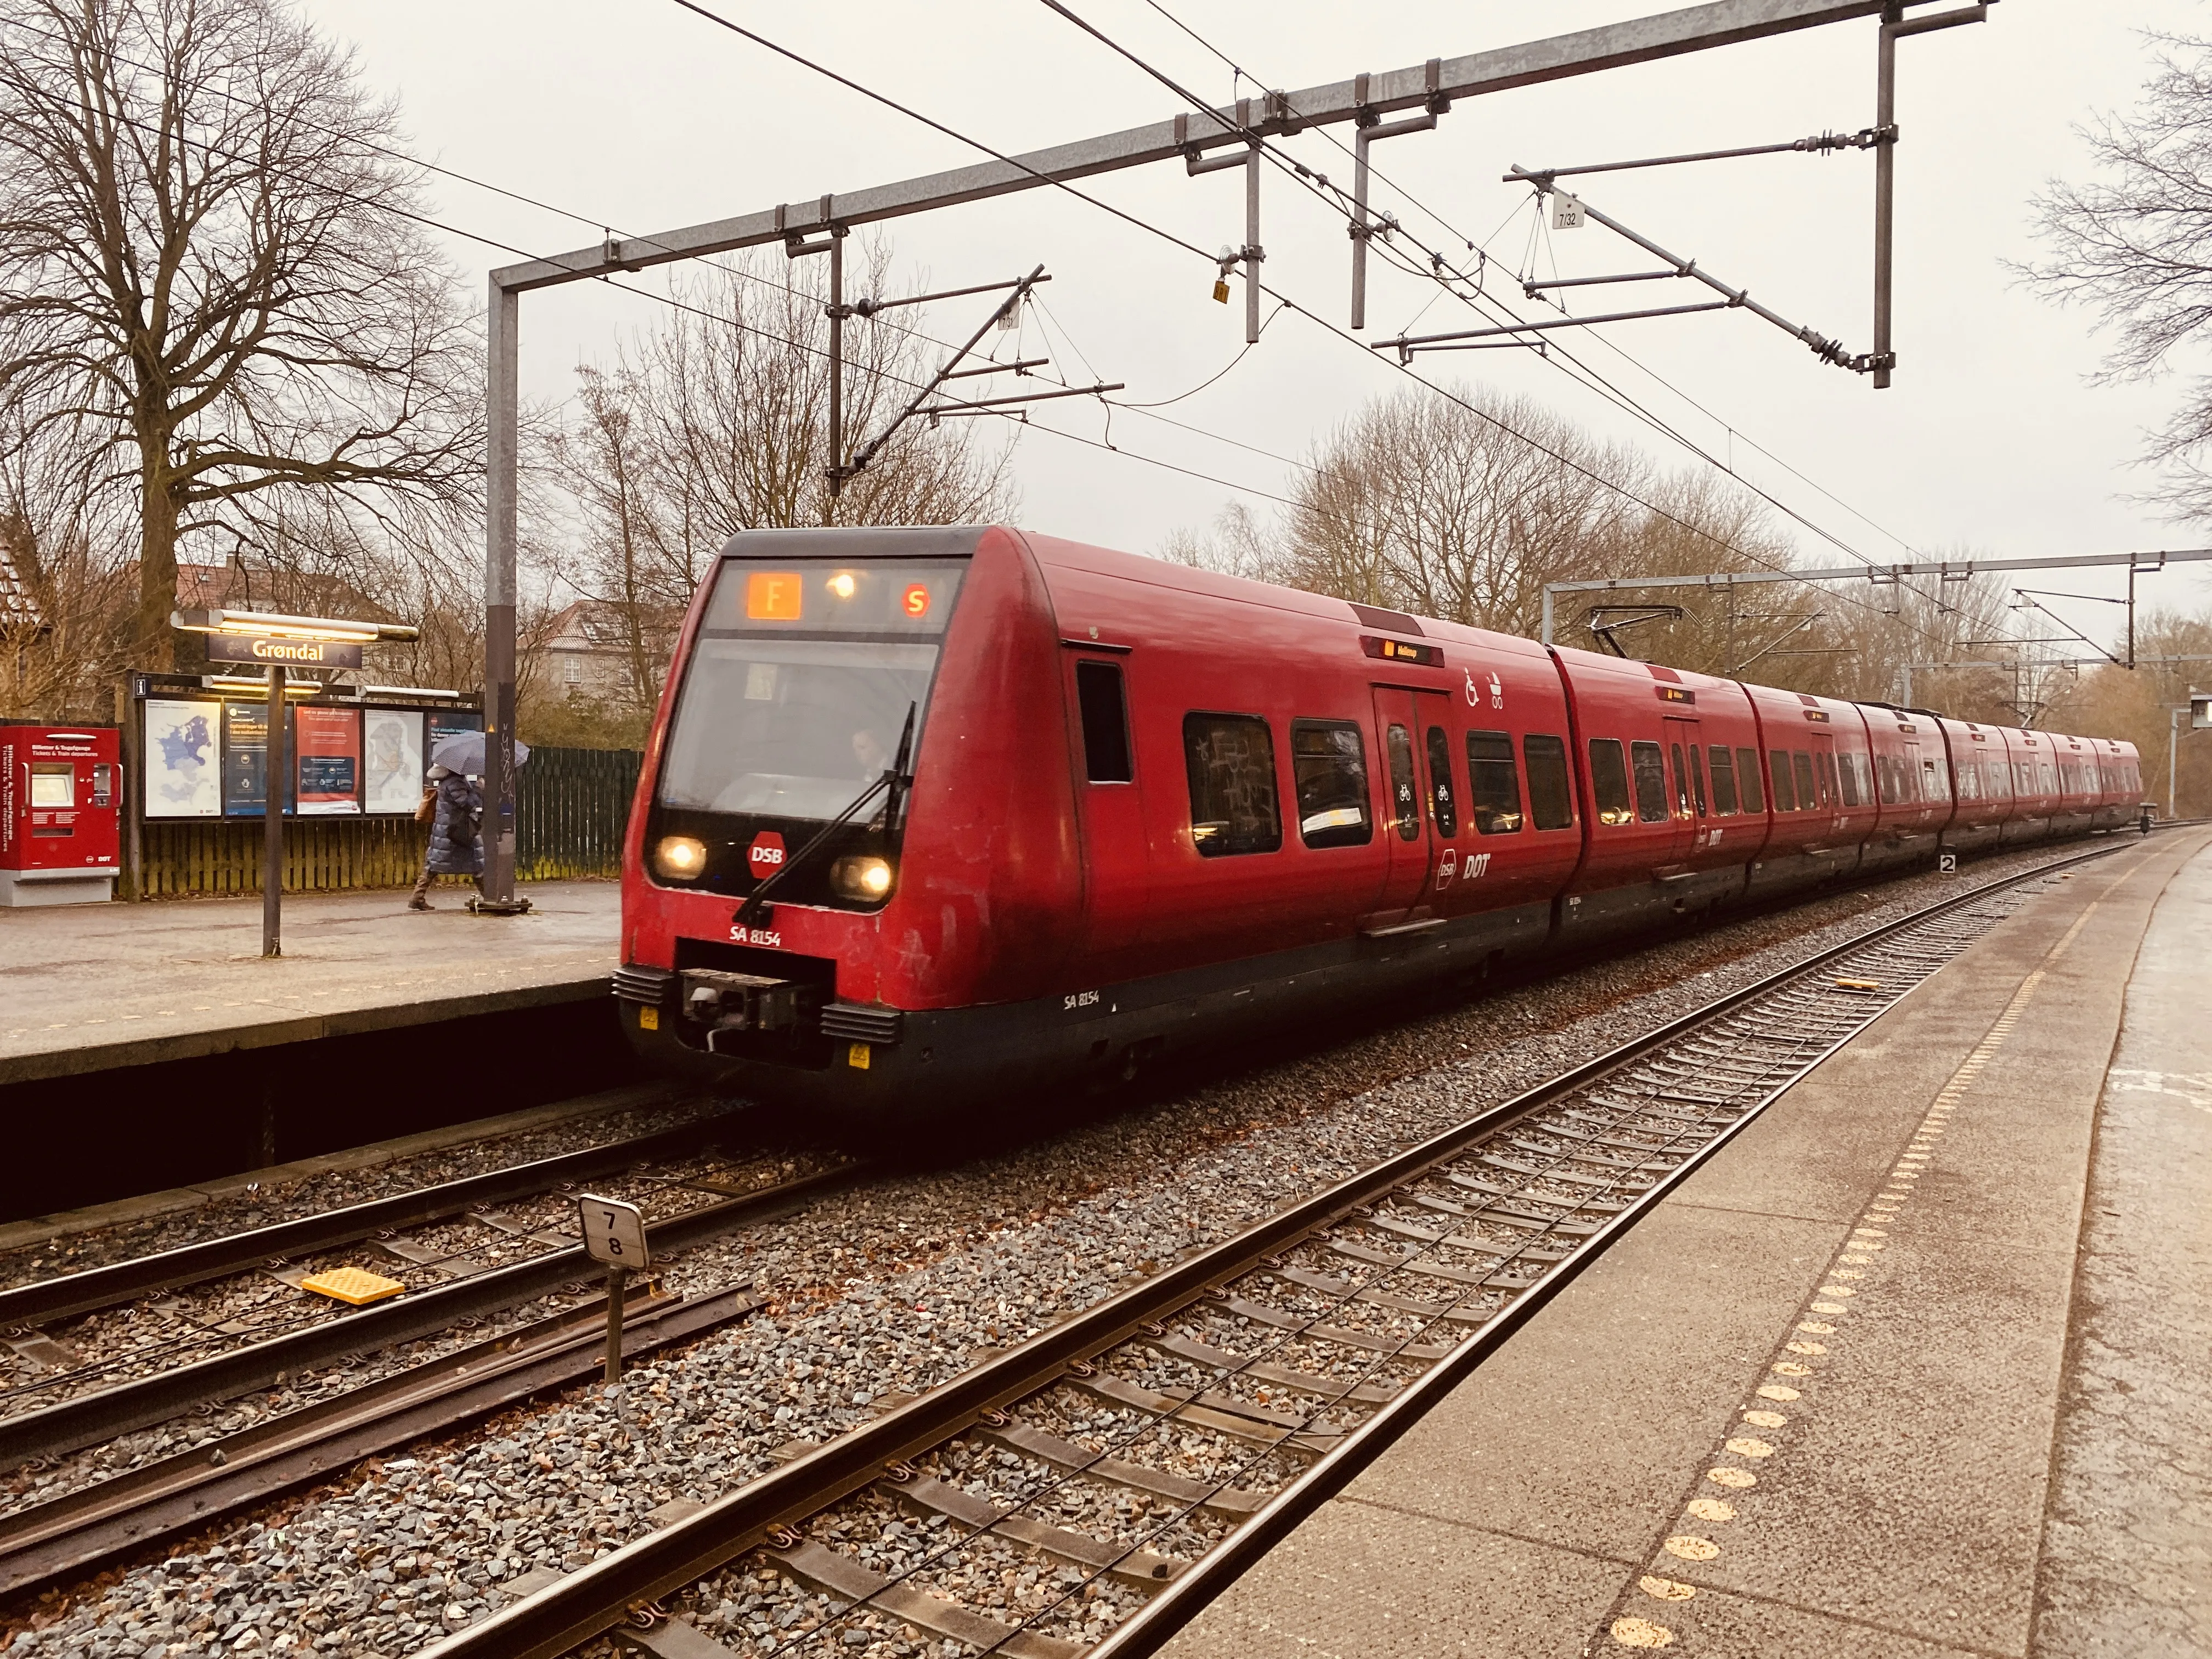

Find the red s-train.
[{"left": 613, "top": 526, "right": 2142, "bottom": 1130}]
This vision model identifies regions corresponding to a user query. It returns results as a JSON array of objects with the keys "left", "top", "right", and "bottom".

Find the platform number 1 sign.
[{"left": 577, "top": 1194, "right": 650, "bottom": 1386}]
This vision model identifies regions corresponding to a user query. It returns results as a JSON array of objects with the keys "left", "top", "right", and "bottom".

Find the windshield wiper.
[{"left": 735, "top": 702, "right": 915, "bottom": 931}]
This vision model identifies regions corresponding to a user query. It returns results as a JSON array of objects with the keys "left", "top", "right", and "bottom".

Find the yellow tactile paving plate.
[{"left": 300, "top": 1266, "right": 407, "bottom": 1305}]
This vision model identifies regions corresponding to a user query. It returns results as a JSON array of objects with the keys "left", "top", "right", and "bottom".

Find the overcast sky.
[{"left": 317, "top": 0, "right": 2212, "bottom": 645}]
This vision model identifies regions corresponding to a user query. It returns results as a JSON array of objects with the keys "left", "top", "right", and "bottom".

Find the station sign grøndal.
[{"left": 202, "top": 633, "right": 364, "bottom": 670}]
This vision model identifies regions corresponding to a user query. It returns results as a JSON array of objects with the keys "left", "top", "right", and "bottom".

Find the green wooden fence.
[
  {"left": 135, "top": 745, "right": 642, "bottom": 895},
  {"left": 516, "top": 746, "right": 642, "bottom": 881}
]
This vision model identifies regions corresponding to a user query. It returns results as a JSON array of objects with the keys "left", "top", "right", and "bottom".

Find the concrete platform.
[
  {"left": 1164, "top": 827, "right": 2212, "bottom": 1659},
  {"left": 0, "top": 881, "right": 620, "bottom": 1085}
]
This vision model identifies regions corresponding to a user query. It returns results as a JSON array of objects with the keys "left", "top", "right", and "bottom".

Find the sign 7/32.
[{"left": 577, "top": 1193, "right": 651, "bottom": 1269}]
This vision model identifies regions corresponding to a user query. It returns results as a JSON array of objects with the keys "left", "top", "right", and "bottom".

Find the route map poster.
[
  {"left": 141, "top": 698, "right": 221, "bottom": 819},
  {"left": 362, "top": 709, "right": 425, "bottom": 815},
  {"left": 295, "top": 707, "right": 362, "bottom": 815}
]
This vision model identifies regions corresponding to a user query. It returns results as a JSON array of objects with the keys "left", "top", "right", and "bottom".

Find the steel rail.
[
  {"left": 0, "top": 1284, "right": 766, "bottom": 1598},
  {"left": 1087, "top": 859, "right": 2130, "bottom": 1655},
  {"left": 0, "top": 1164, "right": 857, "bottom": 1471},
  {"left": 426, "top": 837, "right": 2132, "bottom": 1659},
  {"left": 0, "top": 1088, "right": 717, "bottom": 1331}
]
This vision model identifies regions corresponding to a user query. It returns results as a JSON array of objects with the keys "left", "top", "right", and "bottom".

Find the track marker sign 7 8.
[
  {"left": 578, "top": 1195, "right": 648, "bottom": 1386},
  {"left": 578, "top": 1194, "right": 650, "bottom": 1268}
]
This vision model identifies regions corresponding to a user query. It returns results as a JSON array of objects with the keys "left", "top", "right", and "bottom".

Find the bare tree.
[
  {"left": 2045, "top": 603, "right": 2212, "bottom": 813},
  {"left": 1169, "top": 383, "right": 1792, "bottom": 639},
  {"left": 0, "top": 0, "right": 479, "bottom": 669},
  {"left": 0, "top": 409, "right": 133, "bottom": 718},
  {"left": 2020, "top": 32, "right": 2212, "bottom": 520},
  {"left": 1159, "top": 382, "right": 2033, "bottom": 710},
  {"left": 538, "top": 243, "right": 1017, "bottom": 737}
]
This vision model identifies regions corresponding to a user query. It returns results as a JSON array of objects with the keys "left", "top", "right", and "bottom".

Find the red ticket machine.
[{"left": 1, "top": 725, "right": 120, "bottom": 906}]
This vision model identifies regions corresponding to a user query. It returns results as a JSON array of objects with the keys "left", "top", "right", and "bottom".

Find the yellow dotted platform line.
[{"left": 1596, "top": 903, "right": 2100, "bottom": 1652}]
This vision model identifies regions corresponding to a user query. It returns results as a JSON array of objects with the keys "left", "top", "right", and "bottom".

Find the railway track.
[
  {"left": 0, "top": 1128, "right": 857, "bottom": 1589},
  {"left": 0, "top": 1121, "right": 850, "bottom": 1466},
  {"left": 420, "top": 839, "right": 2125, "bottom": 1659}
]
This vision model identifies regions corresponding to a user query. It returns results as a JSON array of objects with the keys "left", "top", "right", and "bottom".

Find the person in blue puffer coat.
[{"left": 408, "top": 766, "right": 484, "bottom": 910}]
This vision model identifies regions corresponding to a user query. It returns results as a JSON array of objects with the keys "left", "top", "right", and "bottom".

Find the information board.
[
  {"left": 362, "top": 708, "right": 426, "bottom": 815},
  {"left": 141, "top": 699, "right": 222, "bottom": 819},
  {"left": 427, "top": 708, "right": 483, "bottom": 771},
  {"left": 221, "top": 701, "right": 292, "bottom": 817},
  {"left": 295, "top": 707, "right": 362, "bottom": 815}
]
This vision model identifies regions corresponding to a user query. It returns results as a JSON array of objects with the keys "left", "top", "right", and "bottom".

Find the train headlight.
[
  {"left": 653, "top": 836, "right": 708, "bottom": 881},
  {"left": 830, "top": 855, "right": 895, "bottom": 902}
]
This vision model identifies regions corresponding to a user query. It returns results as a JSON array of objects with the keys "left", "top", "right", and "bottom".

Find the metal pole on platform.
[
  {"left": 481, "top": 276, "right": 524, "bottom": 916},
  {"left": 263, "top": 663, "right": 284, "bottom": 958},
  {"left": 2173, "top": 707, "right": 2184, "bottom": 820}
]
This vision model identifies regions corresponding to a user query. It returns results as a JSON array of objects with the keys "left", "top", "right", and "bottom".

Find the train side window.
[
  {"left": 1386, "top": 724, "right": 1421, "bottom": 840},
  {"left": 1523, "top": 734, "right": 1574, "bottom": 830},
  {"left": 1768, "top": 749, "right": 1797, "bottom": 812},
  {"left": 1466, "top": 730, "right": 1524, "bottom": 833},
  {"left": 1735, "top": 747, "right": 1765, "bottom": 814},
  {"left": 1792, "top": 752, "right": 1817, "bottom": 812},
  {"left": 1630, "top": 741, "right": 1669, "bottom": 822},
  {"left": 1289, "top": 720, "right": 1373, "bottom": 848},
  {"left": 1838, "top": 753, "right": 1862, "bottom": 808},
  {"left": 1708, "top": 745, "right": 1739, "bottom": 815},
  {"left": 1669, "top": 743, "right": 1691, "bottom": 816},
  {"left": 1183, "top": 713, "right": 1282, "bottom": 857},
  {"left": 1074, "top": 661, "right": 1133, "bottom": 783},
  {"left": 1588, "top": 738, "right": 1633, "bottom": 826},
  {"left": 1425, "top": 727, "right": 1460, "bottom": 837},
  {"left": 1815, "top": 752, "right": 1837, "bottom": 808},
  {"left": 1686, "top": 744, "right": 1708, "bottom": 816}
]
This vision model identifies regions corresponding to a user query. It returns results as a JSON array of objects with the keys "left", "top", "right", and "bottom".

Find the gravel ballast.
[{"left": 0, "top": 846, "right": 2103, "bottom": 1655}]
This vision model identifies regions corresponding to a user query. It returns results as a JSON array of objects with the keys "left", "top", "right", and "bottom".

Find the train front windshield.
[{"left": 648, "top": 558, "right": 966, "bottom": 901}]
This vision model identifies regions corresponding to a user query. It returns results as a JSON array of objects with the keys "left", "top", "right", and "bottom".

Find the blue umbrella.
[{"left": 429, "top": 732, "right": 529, "bottom": 776}]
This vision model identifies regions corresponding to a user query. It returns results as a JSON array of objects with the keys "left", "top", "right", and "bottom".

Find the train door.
[
  {"left": 1807, "top": 731, "right": 1846, "bottom": 832},
  {"left": 1064, "top": 652, "right": 1148, "bottom": 960},
  {"left": 1415, "top": 690, "right": 1464, "bottom": 900},
  {"left": 1369, "top": 687, "right": 1441, "bottom": 919},
  {"left": 1662, "top": 715, "right": 1703, "bottom": 860}
]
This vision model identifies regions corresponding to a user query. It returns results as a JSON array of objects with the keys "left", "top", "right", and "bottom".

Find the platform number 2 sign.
[{"left": 577, "top": 1194, "right": 651, "bottom": 1270}]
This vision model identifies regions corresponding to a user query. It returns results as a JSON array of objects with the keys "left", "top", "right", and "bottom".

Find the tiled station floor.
[
  {"left": 0, "top": 879, "right": 618, "bottom": 1085},
  {"left": 1164, "top": 827, "right": 2212, "bottom": 1659}
]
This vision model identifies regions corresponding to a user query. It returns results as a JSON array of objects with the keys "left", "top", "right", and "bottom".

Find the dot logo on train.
[
  {"left": 746, "top": 831, "right": 785, "bottom": 879},
  {"left": 617, "top": 526, "right": 2143, "bottom": 1138}
]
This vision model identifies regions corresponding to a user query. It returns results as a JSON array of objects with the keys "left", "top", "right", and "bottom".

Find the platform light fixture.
[
  {"left": 168, "top": 606, "right": 417, "bottom": 644},
  {"left": 201, "top": 674, "right": 327, "bottom": 697}
]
